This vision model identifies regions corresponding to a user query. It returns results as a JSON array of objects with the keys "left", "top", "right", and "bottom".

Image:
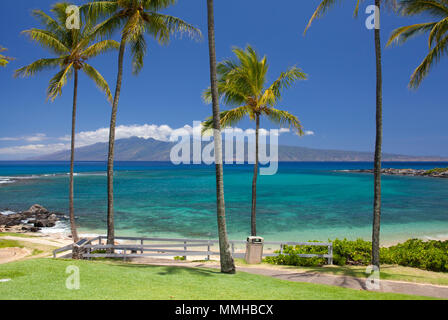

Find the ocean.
[{"left": 0, "top": 161, "right": 447, "bottom": 244}]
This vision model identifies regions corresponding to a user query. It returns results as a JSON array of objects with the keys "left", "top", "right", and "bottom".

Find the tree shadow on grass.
[{"left": 112, "top": 263, "right": 219, "bottom": 278}]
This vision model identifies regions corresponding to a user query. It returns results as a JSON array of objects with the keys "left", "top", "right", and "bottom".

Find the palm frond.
[
  {"left": 304, "top": 0, "right": 340, "bottom": 35},
  {"left": 82, "top": 63, "right": 113, "bottom": 103},
  {"left": 428, "top": 17, "right": 448, "bottom": 47},
  {"left": 387, "top": 22, "right": 438, "bottom": 46},
  {"left": 261, "top": 67, "right": 307, "bottom": 106},
  {"left": 80, "top": 0, "right": 119, "bottom": 24},
  {"left": 0, "top": 47, "right": 14, "bottom": 67},
  {"left": 399, "top": 0, "right": 448, "bottom": 18},
  {"left": 82, "top": 39, "right": 120, "bottom": 58},
  {"left": 89, "top": 14, "right": 125, "bottom": 40},
  {"left": 31, "top": 10, "right": 64, "bottom": 36},
  {"left": 47, "top": 63, "right": 73, "bottom": 101},
  {"left": 202, "top": 106, "right": 251, "bottom": 134},
  {"left": 263, "top": 108, "right": 304, "bottom": 136},
  {"left": 145, "top": 13, "right": 202, "bottom": 43},
  {"left": 129, "top": 33, "right": 147, "bottom": 74},
  {"left": 22, "top": 29, "right": 69, "bottom": 55},
  {"left": 409, "top": 34, "right": 448, "bottom": 88},
  {"left": 14, "top": 57, "right": 64, "bottom": 77}
]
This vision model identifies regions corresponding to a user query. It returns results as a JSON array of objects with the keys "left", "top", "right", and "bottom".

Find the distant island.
[
  {"left": 343, "top": 168, "right": 448, "bottom": 178},
  {"left": 29, "top": 137, "right": 448, "bottom": 162}
]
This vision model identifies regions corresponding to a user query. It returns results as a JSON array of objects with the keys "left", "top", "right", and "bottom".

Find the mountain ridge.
[{"left": 29, "top": 137, "right": 448, "bottom": 162}]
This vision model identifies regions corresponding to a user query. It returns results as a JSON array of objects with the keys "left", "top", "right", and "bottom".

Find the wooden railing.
[{"left": 53, "top": 236, "right": 333, "bottom": 264}]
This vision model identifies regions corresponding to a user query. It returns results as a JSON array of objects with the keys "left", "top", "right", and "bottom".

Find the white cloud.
[
  {"left": 304, "top": 130, "right": 315, "bottom": 136},
  {"left": 0, "top": 123, "right": 314, "bottom": 158},
  {"left": 0, "top": 143, "right": 69, "bottom": 155},
  {"left": 0, "top": 133, "right": 48, "bottom": 142}
]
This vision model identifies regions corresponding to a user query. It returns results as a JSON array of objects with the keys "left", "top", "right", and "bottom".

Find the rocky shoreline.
[
  {"left": 343, "top": 168, "right": 448, "bottom": 178},
  {"left": 0, "top": 204, "right": 67, "bottom": 233}
]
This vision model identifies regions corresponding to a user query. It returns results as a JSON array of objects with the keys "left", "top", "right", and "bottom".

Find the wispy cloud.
[
  {"left": 0, "top": 123, "right": 314, "bottom": 158},
  {"left": 0, "top": 133, "right": 48, "bottom": 142}
]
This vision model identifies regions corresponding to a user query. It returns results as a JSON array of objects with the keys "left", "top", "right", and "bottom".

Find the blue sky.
[{"left": 0, "top": 0, "right": 447, "bottom": 160}]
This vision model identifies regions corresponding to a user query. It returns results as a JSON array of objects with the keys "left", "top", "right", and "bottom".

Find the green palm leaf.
[
  {"left": 14, "top": 57, "right": 64, "bottom": 77},
  {"left": 47, "top": 63, "right": 73, "bottom": 101},
  {"left": 22, "top": 29, "right": 69, "bottom": 54},
  {"left": 409, "top": 34, "right": 448, "bottom": 87},
  {"left": 82, "top": 63, "right": 113, "bottom": 102},
  {"left": 388, "top": 0, "right": 448, "bottom": 87},
  {"left": 263, "top": 108, "right": 304, "bottom": 136}
]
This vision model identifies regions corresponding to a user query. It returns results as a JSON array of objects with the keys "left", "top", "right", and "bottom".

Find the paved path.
[{"left": 130, "top": 258, "right": 448, "bottom": 299}]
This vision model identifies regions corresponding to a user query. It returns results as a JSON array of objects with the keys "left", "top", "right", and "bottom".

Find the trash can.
[{"left": 245, "top": 236, "right": 264, "bottom": 264}]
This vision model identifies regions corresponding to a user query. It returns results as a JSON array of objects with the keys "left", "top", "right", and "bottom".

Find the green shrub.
[
  {"left": 264, "top": 241, "right": 328, "bottom": 267},
  {"left": 264, "top": 238, "right": 448, "bottom": 272},
  {"left": 174, "top": 256, "right": 186, "bottom": 261},
  {"left": 382, "top": 239, "right": 448, "bottom": 272}
]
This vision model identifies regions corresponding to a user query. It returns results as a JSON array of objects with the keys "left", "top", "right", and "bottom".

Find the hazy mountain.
[{"left": 30, "top": 137, "right": 448, "bottom": 162}]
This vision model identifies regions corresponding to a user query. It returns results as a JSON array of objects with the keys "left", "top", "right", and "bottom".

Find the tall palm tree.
[
  {"left": 387, "top": 0, "right": 448, "bottom": 88},
  {"left": 205, "top": 0, "right": 235, "bottom": 274},
  {"left": 82, "top": 0, "right": 201, "bottom": 247},
  {"left": 15, "top": 3, "right": 117, "bottom": 253},
  {"left": 0, "top": 46, "right": 14, "bottom": 67},
  {"left": 202, "top": 45, "right": 306, "bottom": 237},
  {"left": 304, "top": 0, "right": 395, "bottom": 269}
]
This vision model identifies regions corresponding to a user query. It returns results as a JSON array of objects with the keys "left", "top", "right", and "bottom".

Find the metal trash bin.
[{"left": 245, "top": 236, "right": 264, "bottom": 264}]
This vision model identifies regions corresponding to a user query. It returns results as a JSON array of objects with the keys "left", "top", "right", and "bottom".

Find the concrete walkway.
[{"left": 130, "top": 258, "right": 448, "bottom": 299}]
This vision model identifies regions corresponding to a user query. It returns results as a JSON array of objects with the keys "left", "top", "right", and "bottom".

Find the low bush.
[{"left": 264, "top": 238, "right": 448, "bottom": 272}]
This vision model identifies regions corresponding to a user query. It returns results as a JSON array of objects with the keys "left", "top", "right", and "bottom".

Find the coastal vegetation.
[
  {"left": 0, "top": 46, "right": 13, "bottom": 67},
  {"left": 202, "top": 45, "right": 306, "bottom": 236},
  {"left": 205, "top": 0, "right": 235, "bottom": 273},
  {"left": 0, "top": 259, "right": 433, "bottom": 300},
  {"left": 14, "top": 3, "right": 117, "bottom": 249},
  {"left": 265, "top": 238, "right": 448, "bottom": 272},
  {"left": 82, "top": 0, "right": 201, "bottom": 249},
  {"left": 387, "top": 0, "right": 448, "bottom": 88}
]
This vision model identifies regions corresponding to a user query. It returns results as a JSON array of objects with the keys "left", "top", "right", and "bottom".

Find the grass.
[
  {"left": 0, "top": 238, "right": 56, "bottom": 259},
  {"left": 0, "top": 240, "right": 23, "bottom": 249},
  {"left": 241, "top": 260, "right": 448, "bottom": 286},
  {"left": 0, "top": 232, "right": 38, "bottom": 238},
  {"left": 0, "top": 259, "right": 436, "bottom": 300}
]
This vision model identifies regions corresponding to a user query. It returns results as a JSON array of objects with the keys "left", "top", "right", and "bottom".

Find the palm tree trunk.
[
  {"left": 206, "top": 0, "right": 235, "bottom": 274},
  {"left": 70, "top": 68, "right": 79, "bottom": 245},
  {"left": 107, "top": 36, "right": 126, "bottom": 248},
  {"left": 372, "top": 0, "right": 383, "bottom": 269},
  {"left": 251, "top": 114, "right": 260, "bottom": 237}
]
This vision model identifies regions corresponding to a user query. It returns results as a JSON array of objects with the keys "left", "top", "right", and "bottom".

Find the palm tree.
[
  {"left": 15, "top": 3, "right": 117, "bottom": 254},
  {"left": 387, "top": 0, "right": 448, "bottom": 88},
  {"left": 304, "top": 0, "right": 396, "bottom": 269},
  {"left": 0, "top": 46, "right": 14, "bottom": 67},
  {"left": 205, "top": 0, "right": 235, "bottom": 274},
  {"left": 82, "top": 0, "right": 201, "bottom": 247},
  {"left": 202, "top": 45, "right": 306, "bottom": 237}
]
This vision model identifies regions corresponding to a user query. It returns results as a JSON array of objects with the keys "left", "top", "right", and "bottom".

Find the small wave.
[
  {"left": 39, "top": 221, "right": 70, "bottom": 235},
  {"left": 0, "top": 210, "right": 16, "bottom": 216}
]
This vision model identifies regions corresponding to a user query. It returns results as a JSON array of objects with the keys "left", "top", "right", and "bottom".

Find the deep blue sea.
[{"left": 0, "top": 161, "right": 447, "bottom": 243}]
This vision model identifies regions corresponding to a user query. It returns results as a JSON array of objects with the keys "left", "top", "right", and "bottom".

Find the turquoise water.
[{"left": 0, "top": 161, "right": 447, "bottom": 243}]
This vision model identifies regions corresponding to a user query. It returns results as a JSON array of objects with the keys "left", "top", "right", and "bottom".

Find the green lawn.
[
  {"left": 0, "top": 259, "right": 436, "bottom": 300},
  {"left": 239, "top": 260, "right": 448, "bottom": 286}
]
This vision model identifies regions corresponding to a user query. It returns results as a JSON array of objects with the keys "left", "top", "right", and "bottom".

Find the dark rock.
[
  {"left": 22, "top": 226, "right": 41, "bottom": 232},
  {"left": 34, "top": 220, "right": 55, "bottom": 228},
  {"left": 23, "top": 204, "right": 49, "bottom": 216},
  {"left": 5, "top": 220, "right": 22, "bottom": 227}
]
